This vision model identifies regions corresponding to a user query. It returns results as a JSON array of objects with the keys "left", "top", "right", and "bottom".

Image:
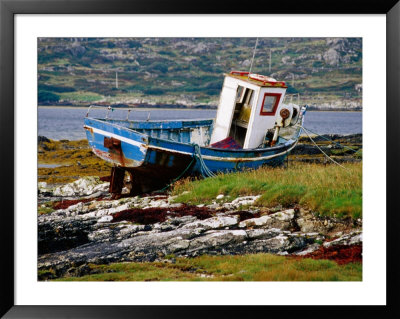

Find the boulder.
[
  {"left": 323, "top": 231, "right": 362, "bottom": 248},
  {"left": 246, "top": 228, "right": 282, "bottom": 240},
  {"left": 241, "top": 59, "right": 251, "bottom": 67},
  {"left": 69, "top": 44, "right": 86, "bottom": 57},
  {"left": 239, "top": 215, "right": 272, "bottom": 228},
  {"left": 52, "top": 177, "right": 109, "bottom": 197},
  {"left": 224, "top": 195, "right": 261, "bottom": 209},
  {"left": 38, "top": 136, "right": 51, "bottom": 143},
  {"left": 323, "top": 48, "right": 340, "bottom": 66},
  {"left": 183, "top": 215, "right": 239, "bottom": 230},
  {"left": 188, "top": 230, "right": 248, "bottom": 252}
]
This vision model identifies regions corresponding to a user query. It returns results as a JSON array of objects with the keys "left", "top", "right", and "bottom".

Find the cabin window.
[{"left": 260, "top": 93, "right": 281, "bottom": 115}]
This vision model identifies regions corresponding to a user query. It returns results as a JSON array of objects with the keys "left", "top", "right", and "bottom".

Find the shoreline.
[
  {"left": 38, "top": 134, "right": 363, "bottom": 185},
  {"left": 38, "top": 106, "right": 216, "bottom": 111},
  {"left": 38, "top": 105, "right": 363, "bottom": 112},
  {"left": 39, "top": 132, "right": 364, "bottom": 143}
]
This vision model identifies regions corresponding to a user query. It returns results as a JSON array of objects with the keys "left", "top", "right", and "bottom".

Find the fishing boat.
[{"left": 84, "top": 71, "right": 307, "bottom": 196}]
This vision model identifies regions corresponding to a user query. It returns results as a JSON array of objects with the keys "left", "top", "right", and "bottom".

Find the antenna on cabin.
[
  {"left": 269, "top": 48, "right": 272, "bottom": 73},
  {"left": 248, "top": 38, "right": 259, "bottom": 78}
]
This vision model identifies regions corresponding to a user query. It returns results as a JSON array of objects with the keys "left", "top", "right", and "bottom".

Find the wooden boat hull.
[{"left": 84, "top": 117, "right": 300, "bottom": 194}]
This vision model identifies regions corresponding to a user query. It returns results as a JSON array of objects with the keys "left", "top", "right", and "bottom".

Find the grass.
[
  {"left": 52, "top": 254, "right": 362, "bottom": 281},
  {"left": 37, "top": 205, "right": 55, "bottom": 215},
  {"left": 172, "top": 162, "right": 362, "bottom": 219}
]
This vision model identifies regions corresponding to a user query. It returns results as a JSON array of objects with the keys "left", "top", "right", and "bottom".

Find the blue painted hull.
[{"left": 84, "top": 116, "right": 302, "bottom": 193}]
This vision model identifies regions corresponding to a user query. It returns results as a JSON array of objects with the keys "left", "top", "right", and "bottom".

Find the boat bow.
[{"left": 84, "top": 118, "right": 149, "bottom": 168}]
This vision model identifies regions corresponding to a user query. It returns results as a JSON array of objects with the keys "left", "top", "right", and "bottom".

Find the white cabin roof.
[{"left": 227, "top": 71, "right": 287, "bottom": 88}]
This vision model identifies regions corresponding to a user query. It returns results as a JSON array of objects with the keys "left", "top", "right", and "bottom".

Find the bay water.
[{"left": 38, "top": 107, "right": 362, "bottom": 141}]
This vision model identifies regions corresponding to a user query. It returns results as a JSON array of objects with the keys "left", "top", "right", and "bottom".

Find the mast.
[
  {"left": 248, "top": 38, "right": 259, "bottom": 77},
  {"left": 269, "top": 49, "right": 272, "bottom": 72}
]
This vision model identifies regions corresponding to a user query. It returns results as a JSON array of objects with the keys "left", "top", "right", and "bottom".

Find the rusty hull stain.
[
  {"left": 87, "top": 136, "right": 142, "bottom": 168},
  {"left": 104, "top": 136, "right": 121, "bottom": 149},
  {"left": 83, "top": 125, "right": 93, "bottom": 134}
]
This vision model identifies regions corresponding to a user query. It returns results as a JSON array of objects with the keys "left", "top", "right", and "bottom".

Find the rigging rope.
[
  {"left": 301, "top": 126, "right": 349, "bottom": 170},
  {"left": 302, "top": 126, "right": 359, "bottom": 153}
]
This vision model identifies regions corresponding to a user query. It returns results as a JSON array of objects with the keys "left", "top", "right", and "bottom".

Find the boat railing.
[
  {"left": 86, "top": 104, "right": 150, "bottom": 121},
  {"left": 86, "top": 104, "right": 112, "bottom": 118},
  {"left": 284, "top": 93, "right": 300, "bottom": 105}
]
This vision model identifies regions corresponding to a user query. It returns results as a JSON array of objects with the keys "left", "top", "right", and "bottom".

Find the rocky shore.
[{"left": 38, "top": 177, "right": 362, "bottom": 280}]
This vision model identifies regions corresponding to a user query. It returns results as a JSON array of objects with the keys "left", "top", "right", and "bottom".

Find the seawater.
[{"left": 38, "top": 107, "right": 362, "bottom": 141}]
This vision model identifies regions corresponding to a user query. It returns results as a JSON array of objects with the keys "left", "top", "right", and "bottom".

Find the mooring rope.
[
  {"left": 301, "top": 126, "right": 349, "bottom": 170},
  {"left": 193, "top": 144, "right": 216, "bottom": 178},
  {"left": 158, "top": 143, "right": 216, "bottom": 192},
  {"left": 158, "top": 156, "right": 196, "bottom": 192},
  {"left": 302, "top": 126, "right": 359, "bottom": 153},
  {"left": 155, "top": 142, "right": 218, "bottom": 193}
]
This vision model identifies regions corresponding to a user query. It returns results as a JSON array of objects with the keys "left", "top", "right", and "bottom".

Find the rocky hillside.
[{"left": 38, "top": 37, "right": 362, "bottom": 109}]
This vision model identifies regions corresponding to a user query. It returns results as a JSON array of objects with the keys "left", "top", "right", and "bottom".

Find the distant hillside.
[{"left": 38, "top": 37, "right": 362, "bottom": 110}]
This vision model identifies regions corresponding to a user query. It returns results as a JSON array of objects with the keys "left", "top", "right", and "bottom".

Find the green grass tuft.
[{"left": 172, "top": 163, "right": 362, "bottom": 219}]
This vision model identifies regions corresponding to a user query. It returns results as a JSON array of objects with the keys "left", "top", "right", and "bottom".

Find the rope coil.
[{"left": 193, "top": 144, "right": 216, "bottom": 178}]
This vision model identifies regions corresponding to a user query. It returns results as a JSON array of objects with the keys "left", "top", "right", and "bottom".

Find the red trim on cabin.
[
  {"left": 249, "top": 75, "right": 286, "bottom": 87},
  {"left": 230, "top": 71, "right": 250, "bottom": 76},
  {"left": 230, "top": 71, "right": 287, "bottom": 87},
  {"left": 260, "top": 93, "right": 282, "bottom": 116}
]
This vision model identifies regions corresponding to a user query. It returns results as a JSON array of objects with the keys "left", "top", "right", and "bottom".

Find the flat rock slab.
[{"left": 37, "top": 191, "right": 362, "bottom": 279}]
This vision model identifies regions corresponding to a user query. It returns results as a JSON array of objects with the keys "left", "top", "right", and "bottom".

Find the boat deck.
[{"left": 99, "top": 118, "right": 213, "bottom": 146}]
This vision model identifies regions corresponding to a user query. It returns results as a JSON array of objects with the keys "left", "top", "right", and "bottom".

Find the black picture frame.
[{"left": 1, "top": 0, "right": 399, "bottom": 317}]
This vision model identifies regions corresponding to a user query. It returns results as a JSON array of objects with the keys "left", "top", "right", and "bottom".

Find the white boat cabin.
[{"left": 210, "top": 71, "right": 299, "bottom": 149}]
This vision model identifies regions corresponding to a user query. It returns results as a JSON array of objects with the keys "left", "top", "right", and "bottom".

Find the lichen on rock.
[{"left": 37, "top": 182, "right": 362, "bottom": 279}]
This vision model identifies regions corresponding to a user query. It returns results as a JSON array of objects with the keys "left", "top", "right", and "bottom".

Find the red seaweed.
[
  {"left": 112, "top": 204, "right": 225, "bottom": 225},
  {"left": 296, "top": 244, "right": 362, "bottom": 265}
]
